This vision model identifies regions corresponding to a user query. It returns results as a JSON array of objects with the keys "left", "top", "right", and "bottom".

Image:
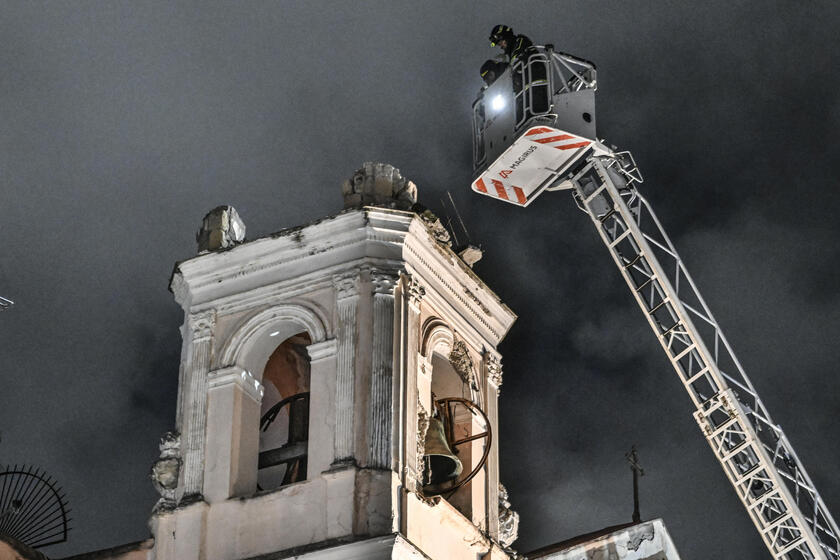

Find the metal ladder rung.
[
  {"left": 660, "top": 320, "right": 683, "bottom": 338},
  {"left": 720, "top": 439, "right": 750, "bottom": 462},
  {"left": 710, "top": 415, "right": 740, "bottom": 438},
  {"left": 608, "top": 229, "right": 631, "bottom": 248},
  {"left": 622, "top": 252, "right": 644, "bottom": 269},
  {"left": 777, "top": 536, "right": 807, "bottom": 556},
  {"left": 762, "top": 513, "right": 794, "bottom": 534},
  {"left": 583, "top": 184, "right": 606, "bottom": 203},
  {"left": 647, "top": 298, "right": 669, "bottom": 315},
  {"left": 748, "top": 488, "right": 780, "bottom": 512},
  {"left": 599, "top": 208, "right": 617, "bottom": 223},
  {"left": 671, "top": 344, "right": 696, "bottom": 363},
  {"left": 634, "top": 276, "right": 654, "bottom": 292},
  {"left": 685, "top": 366, "right": 710, "bottom": 385}
]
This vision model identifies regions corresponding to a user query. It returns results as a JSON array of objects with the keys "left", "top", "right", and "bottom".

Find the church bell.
[{"left": 423, "top": 416, "right": 463, "bottom": 486}]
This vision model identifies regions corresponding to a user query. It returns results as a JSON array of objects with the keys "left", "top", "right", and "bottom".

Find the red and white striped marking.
[
  {"left": 473, "top": 177, "right": 528, "bottom": 205},
  {"left": 471, "top": 125, "right": 598, "bottom": 207},
  {"left": 523, "top": 126, "right": 593, "bottom": 151}
]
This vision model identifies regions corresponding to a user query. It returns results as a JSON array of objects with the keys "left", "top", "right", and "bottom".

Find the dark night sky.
[{"left": 2, "top": 2, "right": 840, "bottom": 558}]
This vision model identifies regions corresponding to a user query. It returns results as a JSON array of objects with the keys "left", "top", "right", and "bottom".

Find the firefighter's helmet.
[{"left": 489, "top": 25, "right": 514, "bottom": 47}]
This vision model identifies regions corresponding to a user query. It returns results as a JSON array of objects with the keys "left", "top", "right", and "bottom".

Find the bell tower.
[{"left": 149, "top": 163, "right": 518, "bottom": 560}]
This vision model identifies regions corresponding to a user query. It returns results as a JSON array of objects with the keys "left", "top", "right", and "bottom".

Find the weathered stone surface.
[
  {"left": 342, "top": 162, "right": 417, "bottom": 210},
  {"left": 458, "top": 244, "right": 484, "bottom": 267},
  {"left": 196, "top": 205, "right": 245, "bottom": 252},
  {"left": 498, "top": 483, "right": 520, "bottom": 549},
  {"left": 151, "top": 431, "right": 181, "bottom": 512}
]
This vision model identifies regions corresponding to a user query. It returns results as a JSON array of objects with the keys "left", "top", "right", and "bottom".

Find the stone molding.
[
  {"left": 219, "top": 303, "right": 329, "bottom": 367},
  {"left": 306, "top": 338, "right": 338, "bottom": 362},
  {"left": 171, "top": 208, "right": 514, "bottom": 344},
  {"left": 207, "top": 366, "right": 265, "bottom": 403},
  {"left": 420, "top": 320, "right": 454, "bottom": 358}
]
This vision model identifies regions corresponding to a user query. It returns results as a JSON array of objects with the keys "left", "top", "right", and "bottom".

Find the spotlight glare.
[{"left": 491, "top": 94, "right": 506, "bottom": 111}]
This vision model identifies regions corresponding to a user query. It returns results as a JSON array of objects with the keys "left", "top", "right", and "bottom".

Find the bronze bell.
[{"left": 423, "top": 417, "right": 463, "bottom": 486}]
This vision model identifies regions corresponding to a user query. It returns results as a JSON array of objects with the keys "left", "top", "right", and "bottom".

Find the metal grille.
[
  {"left": 569, "top": 154, "right": 840, "bottom": 560},
  {"left": 0, "top": 465, "right": 70, "bottom": 548}
]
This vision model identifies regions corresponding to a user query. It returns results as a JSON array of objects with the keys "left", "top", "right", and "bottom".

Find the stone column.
[
  {"left": 404, "top": 275, "right": 425, "bottom": 492},
  {"left": 485, "top": 353, "right": 503, "bottom": 540},
  {"left": 333, "top": 271, "right": 360, "bottom": 465},
  {"left": 203, "top": 367, "right": 264, "bottom": 502},
  {"left": 368, "top": 269, "right": 398, "bottom": 469},
  {"left": 180, "top": 310, "right": 215, "bottom": 501}
]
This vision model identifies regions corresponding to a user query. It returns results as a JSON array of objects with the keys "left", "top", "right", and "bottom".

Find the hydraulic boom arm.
[{"left": 569, "top": 151, "right": 840, "bottom": 560}]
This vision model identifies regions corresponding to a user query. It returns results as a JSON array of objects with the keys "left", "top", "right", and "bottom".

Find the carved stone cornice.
[{"left": 333, "top": 271, "right": 360, "bottom": 301}]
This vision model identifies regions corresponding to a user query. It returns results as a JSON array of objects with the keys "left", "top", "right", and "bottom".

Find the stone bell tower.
[{"left": 149, "top": 163, "right": 518, "bottom": 560}]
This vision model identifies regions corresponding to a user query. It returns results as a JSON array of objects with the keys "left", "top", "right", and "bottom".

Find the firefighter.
[
  {"left": 480, "top": 59, "right": 508, "bottom": 87},
  {"left": 489, "top": 24, "right": 533, "bottom": 64}
]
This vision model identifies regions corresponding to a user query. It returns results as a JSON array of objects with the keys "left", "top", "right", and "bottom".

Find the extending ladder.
[{"left": 569, "top": 153, "right": 840, "bottom": 560}]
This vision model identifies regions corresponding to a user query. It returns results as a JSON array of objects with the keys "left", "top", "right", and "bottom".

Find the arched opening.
[
  {"left": 421, "top": 332, "right": 489, "bottom": 526},
  {"left": 257, "top": 331, "right": 312, "bottom": 491}
]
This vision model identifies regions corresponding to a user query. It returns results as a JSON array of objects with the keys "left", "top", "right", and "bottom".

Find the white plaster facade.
[{"left": 144, "top": 205, "right": 517, "bottom": 560}]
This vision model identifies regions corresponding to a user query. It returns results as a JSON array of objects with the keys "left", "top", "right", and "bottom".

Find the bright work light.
[{"left": 491, "top": 94, "right": 506, "bottom": 111}]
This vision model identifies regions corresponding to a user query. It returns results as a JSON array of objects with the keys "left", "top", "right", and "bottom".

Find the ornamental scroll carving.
[
  {"left": 498, "top": 483, "right": 520, "bottom": 548},
  {"left": 449, "top": 339, "right": 478, "bottom": 392},
  {"left": 371, "top": 269, "right": 399, "bottom": 295},
  {"left": 191, "top": 311, "right": 216, "bottom": 341},
  {"left": 333, "top": 271, "right": 360, "bottom": 301},
  {"left": 486, "top": 354, "right": 503, "bottom": 390},
  {"left": 406, "top": 276, "right": 426, "bottom": 307}
]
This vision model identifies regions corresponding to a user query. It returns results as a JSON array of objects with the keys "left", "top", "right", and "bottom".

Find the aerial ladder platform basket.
[{"left": 471, "top": 44, "right": 840, "bottom": 560}]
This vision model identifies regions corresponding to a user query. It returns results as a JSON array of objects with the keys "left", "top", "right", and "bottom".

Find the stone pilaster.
[
  {"left": 485, "top": 353, "right": 502, "bottom": 539},
  {"left": 181, "top": 310, "right": 215, "bottom": 501},
  {"left": 403, "top": 274, "right": 425, "bottom": 491},
  {"left": 368, "top": 269, "right": 398, "bottom": 469},
  {"left": 333, "top": 271, "right": 360, "bottom": 464}
]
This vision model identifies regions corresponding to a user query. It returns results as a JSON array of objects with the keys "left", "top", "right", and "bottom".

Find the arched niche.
[
  {"left": 219, "top": 303, "right": 328, "bottom": 378},
  {"left": 205, "top": 303, "right": 329, "bottom": 500}
]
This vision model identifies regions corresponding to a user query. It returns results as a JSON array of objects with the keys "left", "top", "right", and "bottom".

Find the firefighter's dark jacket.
[{"left": 505, "top": 34, "right": 533, "bottom": 63}]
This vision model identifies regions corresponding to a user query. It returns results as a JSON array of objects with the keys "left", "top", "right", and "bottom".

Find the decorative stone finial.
[
  {"left": 342, "top": 162, "right": 417, "bottom": 210},
  {"left": 196, "top": 206, "right": 245, "bottom": 253}
]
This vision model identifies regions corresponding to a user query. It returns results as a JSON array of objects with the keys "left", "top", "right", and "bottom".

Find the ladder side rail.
[
  {"left": 616, "top": 174, "right": 840, "bottom": 557},
  {"left": 571, "top": 156, "right": 833, "bottom": 559}
]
